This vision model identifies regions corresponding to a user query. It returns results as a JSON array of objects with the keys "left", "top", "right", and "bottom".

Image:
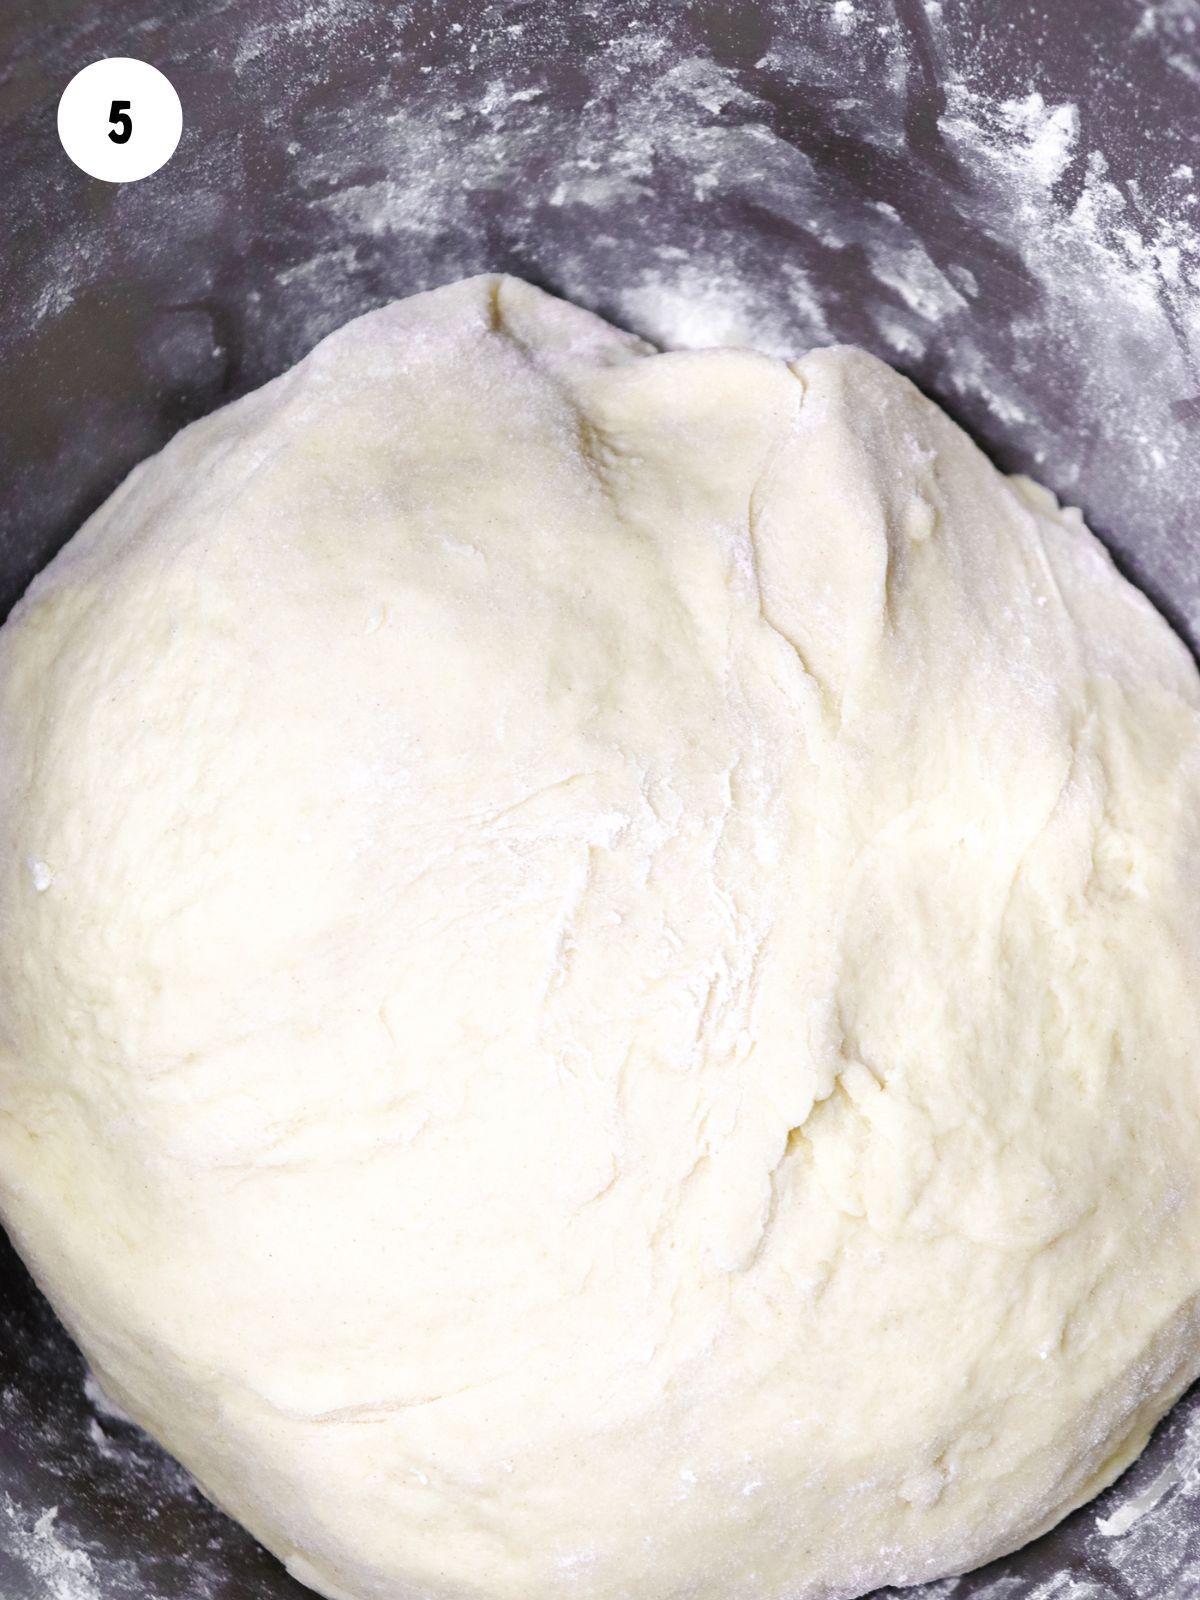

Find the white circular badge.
[{"left": 58, "top": 58, "right": 182, "bottom": 183}]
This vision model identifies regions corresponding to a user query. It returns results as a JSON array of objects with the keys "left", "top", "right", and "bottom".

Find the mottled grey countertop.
[{"left": 1, "top": 1, "right": 1199, "bottom": 1596}]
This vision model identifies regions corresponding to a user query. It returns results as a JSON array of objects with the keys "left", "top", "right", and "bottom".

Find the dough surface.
[{"left": 1, "top": 275, "right": 1199, "bottom": 1600}]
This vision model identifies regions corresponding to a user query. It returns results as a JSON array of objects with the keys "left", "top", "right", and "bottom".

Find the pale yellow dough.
[{"left": 1, "top": 275, "right": 1199, "bottom": 1600}]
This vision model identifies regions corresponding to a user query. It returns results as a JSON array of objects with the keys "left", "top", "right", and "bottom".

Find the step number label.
[{"left": 58, "top": 59, "right": 182, "bottom": 183}]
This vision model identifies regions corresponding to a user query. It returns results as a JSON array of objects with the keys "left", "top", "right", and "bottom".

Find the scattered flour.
[
  {"left": 1095, "top": 1400, "right": 1200, "bottom": 1539},
  {"left": 0, "top": 1501, "right": 101, "bottom": 1600}
]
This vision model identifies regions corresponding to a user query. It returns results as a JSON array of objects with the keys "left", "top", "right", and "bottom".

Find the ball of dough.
[{"left": 1, "top": 275, "right": 1198, "bottom": 1600}]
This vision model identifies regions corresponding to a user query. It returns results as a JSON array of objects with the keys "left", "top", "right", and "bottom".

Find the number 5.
[{"left": 108, "top": 100, "right": 132, "bottom": 144}]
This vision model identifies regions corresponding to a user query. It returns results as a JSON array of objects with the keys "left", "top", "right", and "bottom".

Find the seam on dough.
[
  {"left": 574, "top": 413, "right": 628, "bottom": 504},
  {"left": 743, "top": 373, "right": 839, "bottom": 721}
]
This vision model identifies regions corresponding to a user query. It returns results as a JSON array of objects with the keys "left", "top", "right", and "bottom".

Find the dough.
[{"left": 1, "top": 275, "right": 1198, "bottom": 1600}]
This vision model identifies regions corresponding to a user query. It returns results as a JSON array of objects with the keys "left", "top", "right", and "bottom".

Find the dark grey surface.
[{"left": 1, "top": 1, "right": 1199, "bottom": 1596}]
